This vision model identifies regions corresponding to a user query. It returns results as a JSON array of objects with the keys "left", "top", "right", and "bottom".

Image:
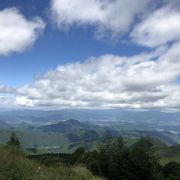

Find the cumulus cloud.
[
  {"left": 130, "top": 3, "right": 180, "bottom": 47},
  {"left": 15, "top": 42, "right": 180, "bottom": 110},
  {"left": 50, "top": 0, "right": 150, "bottom": 38},
  {"left": 2, "top": 0, "right": 180, "bottom": 111},
  {"left": 0, "top": 95, "right": 18, "bottom": 109},
  {"left": 0, "top": 85, "right": 16, "bottom": 108},
  {"left": 50, "top": 0, "right": 180, "bottom": 46},
  {"left": 0, "top": 85, "right": 14, "bottom": 94},
  {"left": 0, "top": 8, "right": 45, "bottom": 55}
]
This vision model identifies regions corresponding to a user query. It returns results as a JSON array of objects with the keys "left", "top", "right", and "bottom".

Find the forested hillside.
[
  {"left": 29, "top": 136, "right": 180, "bottom": 180},
  {"left": 2, "top": 132, "right": 180, "bottom": 179}
]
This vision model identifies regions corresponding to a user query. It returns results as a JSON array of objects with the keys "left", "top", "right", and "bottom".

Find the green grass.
[
  {"left": 0, "top": 146, "right": 103, "bottom": 180},
  {"left": 158, "top": 144, "right": 180, "bottom": 165}
]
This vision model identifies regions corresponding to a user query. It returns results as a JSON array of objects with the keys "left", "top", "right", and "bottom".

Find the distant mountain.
[
  {"left": 0, "top": 120, "right": 12, "bottom": 130},
  {"left": 38, "top": 119, "right": 101, "bottom": 146},
  {"left": 133, "top": 130, "right": 178, "bottom": 145},
  {"left": 66, "top": 129, "right": 100, "bottom": 142},
  {"left": 1, "top": 109, "right": 180, "bottom": 130},
  {"left": 1, "top": 109, "right": 180, "bottom": 154},
  {"left": 130, "top": 137, "right": 167, "bottom": 150},
  {"left": 38, "top": 119, "right": 91, "bottom": 133}
]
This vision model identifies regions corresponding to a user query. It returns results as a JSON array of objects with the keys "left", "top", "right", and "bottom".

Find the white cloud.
[
  {"left": 0, "top": 85, "right": 16, "bottom": 108},
  {"left": 15, "top": 42, "right": 180, "bottom": 110},
  {"left": 50, "top": 0, "right": 150, "bottom": 38},
  {"left": 0, "top": 85, "right": 14, "bottom": 94},
  {"left": 0, "top": 8, "right": 45, "bottom": 55},
  {"left": 130, "top": 4, "right": 180, "bottom": 47},
  {"left": 2, "top": 1, "right": 180, "bottom": 111},
  {"left": 0, "top": 96, "right": 15, "bottom": 107},
  {"left": 50, "top": 0, "right": 180, "bottom": 46}
]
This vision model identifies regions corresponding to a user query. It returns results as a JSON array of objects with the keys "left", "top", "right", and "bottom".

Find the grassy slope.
[
  {"left": 128, "top": 137, "right": 180, "bottom": 165},
  {"left": 131, "top": 138, "right": 180, "bottom": 165},
  {"left": 0, "top": 146, "right": 102, "bottom": 180},
  {"left": 158, "top": 144, "right": 180, "bottom": 165}
]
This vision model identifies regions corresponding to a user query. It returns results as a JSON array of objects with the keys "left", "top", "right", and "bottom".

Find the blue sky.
[
  {"left": 0, "top": 0, "right": 148, "bottom": 87},
  {"left": 1, "top": 0, "right": 180, "bottom": 111}
]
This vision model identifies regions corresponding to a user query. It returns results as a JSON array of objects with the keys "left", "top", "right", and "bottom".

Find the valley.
[{"left": 0, "top": 109, "right": 180, "bottom": 156}]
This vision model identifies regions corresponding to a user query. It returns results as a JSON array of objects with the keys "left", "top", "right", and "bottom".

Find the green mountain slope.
[
  {"left": 158, "top": 144, "right": 180, "bottom": 164},
  {"left": 1, "top": 119, "right": 180, "bottom": 154},
  {"left": 130, "top": 137, "right": 180, "bottom": 165},
  {"left": 0, "top": 129, "right": 102, "bottom": 153}
]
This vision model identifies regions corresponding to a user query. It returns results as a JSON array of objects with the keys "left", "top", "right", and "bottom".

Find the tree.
[
  {"left": 98, "top": 136, "right": 128, "bottom": 179},
  {"left": 128, "top": 137, "right": 160, "bottom": 180},
  {"left": 71, "top": 147, "right": 85, "bottom": 164},
  {"left": 162, "top": 161, "right": 180, "bottom": 179},
  {"left": 7, "top": 132, "right": 21, "bottom": 148}
]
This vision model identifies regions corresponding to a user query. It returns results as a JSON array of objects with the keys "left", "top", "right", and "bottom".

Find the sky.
[{"left": 0, "top": 0, "right": 180, "bottom": 111}]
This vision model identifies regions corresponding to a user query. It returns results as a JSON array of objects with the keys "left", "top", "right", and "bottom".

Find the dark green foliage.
[
  {"left": 29, "top": 136, "right": 180, "bottom": 180},
  {"left": 7, "top": 132, "right": 21, "bottom": 148},
  {"left": 162, "top": 161, "right": 180, "bottom": 179},
  {"left": 30, "top": 136, "right": 160, "bottom": 179},
  {"left": 127, "top": 137, "right": 160, "bottom": 180}
]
